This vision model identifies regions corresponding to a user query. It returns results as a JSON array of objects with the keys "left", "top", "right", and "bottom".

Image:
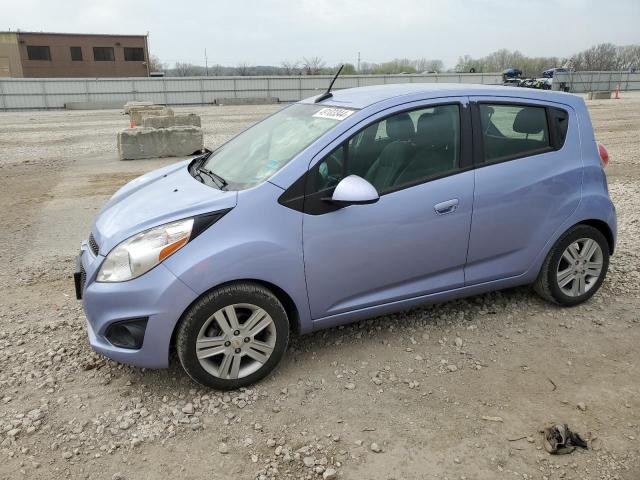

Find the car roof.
[{"left": 300, "top": 83, "right": 580, "bottom": 110}]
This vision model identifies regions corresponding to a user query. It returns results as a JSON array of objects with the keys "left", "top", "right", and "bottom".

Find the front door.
[{"left": 302, "top": 99, "right": 475, "bottom": 319}]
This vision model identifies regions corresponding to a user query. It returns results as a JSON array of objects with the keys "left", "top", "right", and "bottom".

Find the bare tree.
[
  {"left": 418, "top": 59, "right": 443, "bottom": 73},
  {"left": 211, "top": 64, "right": 224, "bottom": 76},
  {"left": 303, "top": 56, "right": 326, "bottom": 75},
  {"left": 455, "top": 50, "right": 561, "bottom": 76},
  {"left": 341, "top": 63, "right": 357, "bottom": 75},
  {"left": 571, "top": 43, "right": 619, "bottom": 71},
  {"left": 455, "top": 54, "right": 483, "bottom": 73},
  {"left": 148, "top": 55, "right": 166, "bottom": 73},
  {"left": 565, "top": 43, "right": 640, "bottom": 71},
  {"left": 236, "top": 62, "right": 251, "bottom": 76},
  {"left": 281, "top": 60, "right": 300, "bottom": 75},
  {"left": 174, "top": 62, "right": 198, "bottom": 77},
  {"left": 616, "top": 45, "right": 640, "bottom": 71}
]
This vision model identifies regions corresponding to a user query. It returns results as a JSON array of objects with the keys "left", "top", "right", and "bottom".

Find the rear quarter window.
[{"left": 548, "top": 107, "right": 570, "bottom": 149}]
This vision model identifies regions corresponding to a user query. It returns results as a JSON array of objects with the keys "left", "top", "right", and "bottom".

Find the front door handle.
[{"left": 434, "top": 199, "right": 459, "bottom": 215}]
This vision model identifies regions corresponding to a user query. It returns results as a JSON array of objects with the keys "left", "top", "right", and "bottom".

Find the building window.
[
  {"left": 93, "top": 47, "right": 115, "bottom": 61},
  {"left": 124, "top": 47, "right": 145, "bottom": 61},
  {"left": 26, "top": 46, "right": 51, "bottom": 61},
  {"left": 70, "top": 47, "right": 83, "bottom": 61}
]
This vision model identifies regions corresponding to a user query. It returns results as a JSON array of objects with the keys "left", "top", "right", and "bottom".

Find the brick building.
[{"left": 0, "top": 31, "right": 149, "bottom": 77}]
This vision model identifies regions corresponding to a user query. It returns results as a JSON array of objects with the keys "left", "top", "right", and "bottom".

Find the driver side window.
[{"left": 310, "top": 104, "right": 461, "bottom": 195}]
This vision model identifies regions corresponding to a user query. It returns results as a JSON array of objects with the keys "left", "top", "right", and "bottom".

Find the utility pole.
[
  {"left": 357, "top": 51, "right": 361, "bottom": 73},
  {"left": 145, "top": 30, "right": 151, "bottom": 77},
  {"left": 205, "top": 48, "right": 209, "bottom": 76}
]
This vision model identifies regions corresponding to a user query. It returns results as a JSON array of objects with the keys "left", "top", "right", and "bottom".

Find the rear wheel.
[
  {"left": 176, "top": 282, "right": 289, "bottom": 389},
  {"left": 534, "top": 225, "right": 609, "bottom": 306}
]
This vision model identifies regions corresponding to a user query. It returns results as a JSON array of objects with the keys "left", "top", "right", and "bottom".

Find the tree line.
[
  {"left": 455, "top": 44, "right": 640, "bottom": 77},
  {"left": 148, "top": 43, "right": 640, "bottom": 77}
]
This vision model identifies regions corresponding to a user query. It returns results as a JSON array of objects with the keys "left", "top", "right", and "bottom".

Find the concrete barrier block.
[
  {"left": 587, "top": 91, "right": 612, "bottom": 100},
  {"left": 117, "top": 126, "right": 203, "bottom": 160},
  {"left": 143, "top": 113, "right": 201, "bottom": 128},
  {"left": 123, "top": 101, "right": 154, "bottom": 114},
  {"left": 129, "top": 106, "right": 174, "bottom": 125}
]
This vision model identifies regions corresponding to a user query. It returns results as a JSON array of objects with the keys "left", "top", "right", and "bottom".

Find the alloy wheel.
[
  {"left": 195, "top": 303, "right": 277, "bottom": 380},
  {"left": 556, "top": 238, "right": 604, "bottom": 297}
]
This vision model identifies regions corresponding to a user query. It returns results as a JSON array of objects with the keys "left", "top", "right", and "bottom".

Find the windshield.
[{"left": 200, "top": 104, "right": 356, "bottom": 189}]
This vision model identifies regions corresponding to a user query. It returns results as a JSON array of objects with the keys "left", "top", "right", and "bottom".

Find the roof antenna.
[{"left": 315, "top": 64, "right": 344, "bottom": 103}]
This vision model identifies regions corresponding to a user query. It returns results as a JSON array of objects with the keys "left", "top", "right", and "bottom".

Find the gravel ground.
[{"left": 0, "top": 96, "right": 638, "bottom": 480}]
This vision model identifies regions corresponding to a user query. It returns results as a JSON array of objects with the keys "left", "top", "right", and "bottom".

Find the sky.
[{"left": 3, "top": 0, "right": 639, "bottom": 69}]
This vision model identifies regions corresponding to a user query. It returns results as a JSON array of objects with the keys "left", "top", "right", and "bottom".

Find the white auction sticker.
[{"left": 312, "top": 107, "right": 355, "bottom": 121}]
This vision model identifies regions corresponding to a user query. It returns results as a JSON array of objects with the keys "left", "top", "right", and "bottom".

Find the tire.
[
  {"left": 176, "top": 282, "right": 290, "bottom": 389},
  {"left": 534, "top": 225, "right": 609, "bottom": 306}
]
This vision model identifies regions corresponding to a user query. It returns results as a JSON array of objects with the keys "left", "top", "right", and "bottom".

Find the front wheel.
[
  {"left": 534, "top": 225, "right": 610, "bottom": 306},
  {"left": 176, "top": 282, "right": 290, "bottom": 389}
]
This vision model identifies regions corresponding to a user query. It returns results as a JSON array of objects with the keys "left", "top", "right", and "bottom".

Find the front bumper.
[{"left": 77, "top": 243, "right": 198, "bottom": 368}]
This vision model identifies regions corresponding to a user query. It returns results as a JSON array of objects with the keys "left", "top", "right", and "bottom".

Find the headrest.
[
  {"left": 385, "top": 113, "right": 414, "bottom": 140},
  {"left": 480, "top": 105, "right": 494, "bottom": 120},
  {"left": 513, "top": 107, "right": 546, "bottom": 134},
  {"left": 416, "top": 109, "right": 457, "bottom": 149}
]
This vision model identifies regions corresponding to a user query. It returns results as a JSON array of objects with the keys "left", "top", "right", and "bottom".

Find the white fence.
[
  {"left": 0, "top": 73, "right": 503, "bottom": 110},
  {"left": 553, "top": 71, "right": 640, "bottom": 93}
]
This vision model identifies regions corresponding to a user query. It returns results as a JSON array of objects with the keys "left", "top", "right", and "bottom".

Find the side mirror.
[{"left": 329, "top": 175, "right": 379, "bottom": 206}]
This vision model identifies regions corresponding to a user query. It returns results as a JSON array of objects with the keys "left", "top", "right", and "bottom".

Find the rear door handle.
[{"left": 434, "top": 199, "right": 459, "bottom": 215}]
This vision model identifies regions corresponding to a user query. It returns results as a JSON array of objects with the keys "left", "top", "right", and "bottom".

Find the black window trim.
[
  {"left": 470, "top": 100, "right": 569, "bottom": 167},
  {"left": 124, "top": 47, "right": 145, "bottom": 62},
  {"left": 70, "top": 46, "right": 83, "bottom": 61},
  {"left": 26, "top": 45, "right": 51, "bottom": 61},
  {"left": 93, "top": 46, "right": 115, "bottom": 62},
  {"left": 279, "top": 99, "right": 473, "bottom": 215}
]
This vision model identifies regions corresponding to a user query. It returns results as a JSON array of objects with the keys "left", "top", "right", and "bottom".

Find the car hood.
[{"left": 92, "top": 159, "right": 237, "bottom": 254}]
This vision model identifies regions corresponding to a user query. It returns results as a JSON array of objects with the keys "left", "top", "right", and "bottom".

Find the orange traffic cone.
[{"left": 614, "top": 84, "right": 620, "bottom": 99}]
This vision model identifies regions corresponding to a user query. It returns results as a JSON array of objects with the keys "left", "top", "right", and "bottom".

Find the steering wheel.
[{"left": 318, "top": 152, "right": 344, "bottom": 189}]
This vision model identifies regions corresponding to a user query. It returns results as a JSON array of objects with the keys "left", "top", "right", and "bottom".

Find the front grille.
[{"left": 88, "top": 233, "right": 99, "bottom": 256}]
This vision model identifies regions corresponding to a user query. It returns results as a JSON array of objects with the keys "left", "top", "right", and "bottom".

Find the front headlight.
[{"left": 97, "top": 218, "right": 194, "bottom": 282}]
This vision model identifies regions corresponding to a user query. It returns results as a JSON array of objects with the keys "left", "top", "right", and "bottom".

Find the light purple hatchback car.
[{"left": 76, "top": 83, "right": 616, "bottom": 389}]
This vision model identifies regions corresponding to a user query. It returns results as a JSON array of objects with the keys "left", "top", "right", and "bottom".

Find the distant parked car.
[
  {"left": 503, "top": 68, "right": 523, "bottom": 85},
  {"left": 543, "top": 67, "right": 568, "bottom": 78},
  {"left": 503, "top": 68, "right": 523, "bottom": 78},
  {"left": 76, "top": 84, "right": 616, "bottom": 389},
  {"left": 519, "top": 78, "right": 552, "bottom": 90}
]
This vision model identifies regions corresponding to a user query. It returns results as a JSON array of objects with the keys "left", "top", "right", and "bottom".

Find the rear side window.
[{"left": 479, "top": 104, "right": 550, "bottom": 163}]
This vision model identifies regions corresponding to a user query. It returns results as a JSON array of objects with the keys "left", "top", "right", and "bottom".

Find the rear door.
[{"left": 465, "top": 97, "right": 581, "bottom": 284}]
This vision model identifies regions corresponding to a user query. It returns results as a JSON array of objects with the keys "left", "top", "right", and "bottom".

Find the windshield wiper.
[{"left": 197, "top": 166, "right": 228, "bottom": 189}]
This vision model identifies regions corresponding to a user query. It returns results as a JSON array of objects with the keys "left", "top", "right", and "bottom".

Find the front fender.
[{"left": 162, "top": 181, "right": 312, "bottom": 333}]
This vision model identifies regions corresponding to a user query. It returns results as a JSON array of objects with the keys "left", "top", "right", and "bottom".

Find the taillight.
[{"left": 597, "top": 142, "right": 609, "bottom": 167}]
